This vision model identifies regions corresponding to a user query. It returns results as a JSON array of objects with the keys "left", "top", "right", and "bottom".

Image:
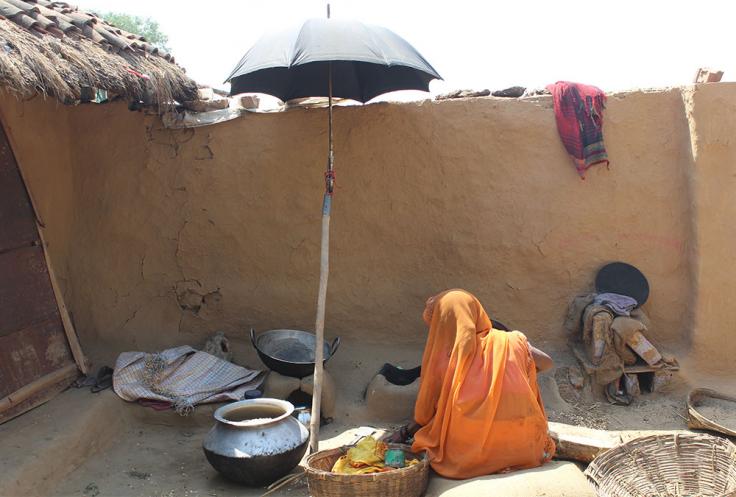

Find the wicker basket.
[
  {"left": 305, "top": 443, "right": 429, "bottom": 497},
  {"left": 585, "top": 433, "right": 736, "bottom": 497},
  {"left": 688, "top": 388, "right": 736, "bottom": 437}
]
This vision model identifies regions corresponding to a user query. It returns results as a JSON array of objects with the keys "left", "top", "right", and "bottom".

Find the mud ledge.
[{"left": 0, "top": 389, "right": 124, "bottom": 497}]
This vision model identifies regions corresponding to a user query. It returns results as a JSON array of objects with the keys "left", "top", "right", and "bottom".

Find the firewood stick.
[
  {"left": 0, "top": 364, "right": 78, "bottom": 413},
  {"left": 266, "top": 470, "right": 304, "bottom": 490},
  {"left": 38, "top": 225, "right": 88, "bottom": 374},
  {"left": 261, "top": 472, "right": 305, "bottom": 496}
]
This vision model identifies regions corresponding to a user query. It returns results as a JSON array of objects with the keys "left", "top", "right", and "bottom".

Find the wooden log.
[
  {"left": 549, "top": 421, "right": 691, "bottom": 463},
  {"left": 0, "top": 369, "right": 75, "bottom": 425},
  {"left": 571, "top": 341, "right": 678, "bottom": 376},
  {"left": 549, "top": 422, "right": 620, "bottom": 463},
  {"left": 0, "top": 363, "right": 78, "bottom": 414},
  {"left": 626, "top": 331, "right": 662, "bottom": 366}
]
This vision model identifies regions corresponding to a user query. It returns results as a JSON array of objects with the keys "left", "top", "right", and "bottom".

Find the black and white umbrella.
[{"left": 226, "top": 7, "right": 441, "bottom": 453}]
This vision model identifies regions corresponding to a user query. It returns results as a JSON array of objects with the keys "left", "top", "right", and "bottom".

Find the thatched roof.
[{"left": 0, "top": 0, "right": 197, "bottom": 107}]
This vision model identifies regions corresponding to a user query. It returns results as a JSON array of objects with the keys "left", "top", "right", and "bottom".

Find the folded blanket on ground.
[
  {"left": 113, "top": 345, "right": 264, "bottom": 415},
  {"left": 547, "top": 81, "right": 609, "bottom": 178}
]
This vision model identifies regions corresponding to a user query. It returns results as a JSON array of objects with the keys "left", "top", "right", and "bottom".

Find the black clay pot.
[{"left": 202, "top": 399, "right": 309, "bottom": 486}]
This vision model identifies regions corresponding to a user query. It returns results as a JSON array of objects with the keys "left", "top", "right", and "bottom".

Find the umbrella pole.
[{"left": 309, "top": 60, "right": 334, "bottom": 454}]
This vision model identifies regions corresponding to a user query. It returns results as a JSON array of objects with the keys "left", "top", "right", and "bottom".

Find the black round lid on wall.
[{"left": 595, "top": 262, "right": 650, "bottom": 307}]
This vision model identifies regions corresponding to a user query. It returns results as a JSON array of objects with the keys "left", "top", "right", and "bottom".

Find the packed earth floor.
[{"left": 1, "top": 343, "right": 716, "bottom": 497}]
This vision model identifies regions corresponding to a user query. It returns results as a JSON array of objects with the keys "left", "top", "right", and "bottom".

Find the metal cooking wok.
[{"left": 250, "top": 329, "right": 340, "bottom": 379}]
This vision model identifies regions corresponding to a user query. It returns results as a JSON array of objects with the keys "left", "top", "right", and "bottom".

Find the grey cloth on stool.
[{"left": 593, "top": 293, "right": 638, "bottom": 316}]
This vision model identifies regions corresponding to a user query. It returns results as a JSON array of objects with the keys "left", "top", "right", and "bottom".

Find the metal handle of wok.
[
  {"left": 249, "top": 328, "right": 259, "bottom": 351},
  {"left": 327, "top": 336, "right": 341, "bottom": 362}
]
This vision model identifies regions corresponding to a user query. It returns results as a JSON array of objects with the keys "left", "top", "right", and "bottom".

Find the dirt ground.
[
  {"left": 0, "top": 345, "right": 717, "bottom": 497},
  {"left": 47, "top": 400, "right": 597, "bottom": 497},
  {"left": 539, "top": 351, "right": 692, "bottom": 432}
]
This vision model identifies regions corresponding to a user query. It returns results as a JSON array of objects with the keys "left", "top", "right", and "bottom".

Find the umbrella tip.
[{"left": 326, "top": 3, "right": 330, "bottom": 19}]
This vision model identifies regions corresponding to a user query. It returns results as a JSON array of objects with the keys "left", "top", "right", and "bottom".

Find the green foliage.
[{"left": 103, "top": 12, "right": 169, "bottom": 51}]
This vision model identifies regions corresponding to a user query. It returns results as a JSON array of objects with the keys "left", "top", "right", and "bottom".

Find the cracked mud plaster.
[
  {"left": 145, "top": 123, "right": 195, "bottom": 160},
  {"left": 175, "top": 281, "right": 222, "bottom": 317},
  {"left": 14, "top": 88, "right": 736, "bottom": 374},
  {"left": 193, "top": 133, "right": 214, "bottom": 161},
  {"left": 194, "top": 144, "right": 214, "bottom": 160}
]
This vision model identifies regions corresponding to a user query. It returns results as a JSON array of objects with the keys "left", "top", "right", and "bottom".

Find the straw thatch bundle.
[{"left": 0, "top": 1, "right": 197, "bottom": 108}]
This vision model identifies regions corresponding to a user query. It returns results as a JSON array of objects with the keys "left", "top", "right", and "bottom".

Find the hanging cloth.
[{"left": 547, "top": 81, "right": 609, "bottom": 178}]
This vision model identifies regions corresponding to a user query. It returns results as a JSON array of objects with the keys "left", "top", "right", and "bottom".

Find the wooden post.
[
  {"left": 308, "top": 4, "right": 335, "bottom": 453},
  {"left": 37, "top": 224, "right": 89, "bottom": 375},
  {"left": 309, "top": 29, "right": 334, "bottom": 452},
  {"left": 309, "top": 203, "right": 330, "bottom": 453}
]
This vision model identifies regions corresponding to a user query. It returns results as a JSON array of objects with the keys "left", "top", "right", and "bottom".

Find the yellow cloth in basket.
[{"left": 332, "top": 437, "right": 388, "bottom": 474}]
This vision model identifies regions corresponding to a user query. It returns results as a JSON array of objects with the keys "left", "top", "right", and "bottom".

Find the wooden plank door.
[{"left": 0, "top": 123, "right": 78, "bottom": 424}]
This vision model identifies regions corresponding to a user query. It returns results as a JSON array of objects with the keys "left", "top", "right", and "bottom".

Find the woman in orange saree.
[{"left": 393, "top": 289, "right": 555, "bottom": 479}]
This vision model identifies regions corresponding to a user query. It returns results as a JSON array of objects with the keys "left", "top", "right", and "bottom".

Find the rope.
[{"left": 325, "top": 170, "right": 335, "bottom": 195}]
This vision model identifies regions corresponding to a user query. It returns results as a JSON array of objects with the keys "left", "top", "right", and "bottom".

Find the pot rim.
[
  {"left": 214, "top": 398, "right": 295, "bottom": 428},
  {"left": 256, "top": 329, "right": 329, "bottom": 365}
]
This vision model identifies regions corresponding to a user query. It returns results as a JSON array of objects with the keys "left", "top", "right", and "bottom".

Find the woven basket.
[
  {"left": 688, "top": 388, "right": 736, "bottom": 437},
  {"left": 305, "top": 443, "right": 429, "bottom": 497},
  {"left": 585, "top": 433, "right": 736, "bottom": 497}
]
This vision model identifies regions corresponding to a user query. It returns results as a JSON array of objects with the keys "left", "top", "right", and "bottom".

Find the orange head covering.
[
  {"left": 412, "top": 289, "right": 554, "bottom": 479},
  {"left": 415, "top": 289, "right": 492, "bottom": 425}
]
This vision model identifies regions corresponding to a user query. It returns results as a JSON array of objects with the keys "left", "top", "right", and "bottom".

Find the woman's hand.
[
  {"left": 383, "top": 427, "right": 409, "bottom": 444},
  {"left": 382, "top": 422, "right": 420, "bottom": 443},
  {"left": 530, "top": 345, "right": 553, "bottom": 373}
]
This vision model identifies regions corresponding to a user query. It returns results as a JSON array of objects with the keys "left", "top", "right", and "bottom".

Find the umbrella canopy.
[
  {"left": 225, "top": 14, "right": 440, "bottom": 456},
  {"left": 225, "top": 18, "right": 441, "bottom": 102}
]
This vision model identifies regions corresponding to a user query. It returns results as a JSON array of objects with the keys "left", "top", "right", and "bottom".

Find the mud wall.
[
  {"left": 680, "top": 85, "right": 736, "bottom": 375},
  {"left": 0, "top": 85, "right": 729, "bottom": 372}
]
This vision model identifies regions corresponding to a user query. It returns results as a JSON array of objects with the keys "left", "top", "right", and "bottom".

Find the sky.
[{"left": 79, "top": 0, "right": 736, "bottom": 101}]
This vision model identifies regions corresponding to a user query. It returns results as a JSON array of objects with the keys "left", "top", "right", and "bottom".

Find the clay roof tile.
[{"left": 0, "top": 1, "right": 196, "bottom": 106}]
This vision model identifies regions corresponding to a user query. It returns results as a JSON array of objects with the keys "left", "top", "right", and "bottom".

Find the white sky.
[{"left": 79, "top": 0, "right": 736, "bottom": 100}]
